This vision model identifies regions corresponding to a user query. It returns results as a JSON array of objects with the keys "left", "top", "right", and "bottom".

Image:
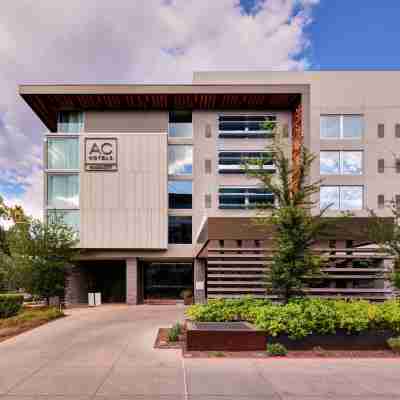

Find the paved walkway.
[{"left": 0, "top": 305, "right": 399, "bottom": 399}]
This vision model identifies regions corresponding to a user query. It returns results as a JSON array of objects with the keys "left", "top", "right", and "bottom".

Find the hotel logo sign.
[{"left": 85, "top": 138, "right": 118, "bottom": 171}]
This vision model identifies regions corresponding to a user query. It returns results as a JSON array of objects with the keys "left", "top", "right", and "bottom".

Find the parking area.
[{"left": 0, "top": 304, "right": 399, "bottom": 399}]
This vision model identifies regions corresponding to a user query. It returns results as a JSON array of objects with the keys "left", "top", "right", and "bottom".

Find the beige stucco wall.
[
  {"left": 85, "top": 110, "right": 168, "bottom": 133},
  {"left": 79, "top": 133, "right": 168, "bottom": 249},
  {"left": 192, "top": 110, "right": 292, "bottom": 239},
  {"left": 194, "top": 71, "right": 400, "bottom": 217}
]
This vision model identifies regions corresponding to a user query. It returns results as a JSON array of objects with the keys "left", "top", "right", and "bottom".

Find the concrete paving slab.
[
  {"left": 9, "top": 366, "right": 110, "bottom": 396},
  {"left": 184, "top": 358, "right": 280, "bottom": 398},
  {"left": 1, "top": 305, "right": 400, "bottom": 400},
  {"left": 0, "top": 368, "right": 34, "bottom": 395},
  {"left": 97, "top": 366, "right": 185, "bottom": 397}
]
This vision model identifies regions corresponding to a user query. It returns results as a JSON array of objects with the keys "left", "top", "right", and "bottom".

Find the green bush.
[
  {"left": 168, "top": 322, "right": 182, "bottom": 342},
  {"left": 387, "top": 337, "right": 400, "bottom": 353},
  {"left": 186, "top": 298, "right": 400, "bottom": 340},
  {"left": 0, "top": 294, "right": 24, "bottom": 318},
  {"left": 185, "top": 297, "right": 271, "bottom": 323},
  {"left": 267, "top": 343, "right": 287, "bottom": 356}
]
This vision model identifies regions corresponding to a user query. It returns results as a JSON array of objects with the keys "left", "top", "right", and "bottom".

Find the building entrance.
[{"left": 142, "top": 262, "right": 193, "bottom": 301}]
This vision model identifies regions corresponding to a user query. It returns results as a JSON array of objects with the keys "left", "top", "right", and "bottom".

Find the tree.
[
  {"left": 0, "top": 196, "right": 27, "bottom": 292},
  {"left": 368, "top": 200, "right": 400, "bottom": 289},
  {"left": 246, "top": 134, "right": 330, "bottom": 302},
  {"left": 8, "top": 214, "right": 79, "bottom": 304}
]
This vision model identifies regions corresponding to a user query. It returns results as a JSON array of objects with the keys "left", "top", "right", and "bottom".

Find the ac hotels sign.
[{"left": 85, "top": 137, "right": 118, "bottom": 171}]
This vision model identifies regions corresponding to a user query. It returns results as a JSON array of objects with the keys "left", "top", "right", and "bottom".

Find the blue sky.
[
  {"left": 240, "top": 0, "right": 400, "bottom": 69},
  {"left": 1, "top": 0, "right": 400, "bottom": 218},
  {"left": 307, "top": 0, "right": 400, "bottom": 70}
]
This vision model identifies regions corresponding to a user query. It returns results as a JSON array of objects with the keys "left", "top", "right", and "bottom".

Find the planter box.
[
  {"left": 270, "top": 329, "right": 394, "bottom": 350},
  {"left": 186, "top": 321, "right": 267, "bottom": 351}
]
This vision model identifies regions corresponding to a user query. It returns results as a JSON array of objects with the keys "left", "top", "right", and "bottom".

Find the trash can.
[
  {"left": 95, "top": 292, "right": 102, "bottom": 306},
  {"left": 88, "top": 292, "right": 95, "bottom": 307},
  {"left": 88, "top": 292, "right": 102, "bottom": 307}
]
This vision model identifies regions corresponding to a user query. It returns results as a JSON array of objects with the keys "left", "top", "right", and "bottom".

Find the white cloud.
[{"left": 0, "top": 0, "right": 318, "bottom": 219}]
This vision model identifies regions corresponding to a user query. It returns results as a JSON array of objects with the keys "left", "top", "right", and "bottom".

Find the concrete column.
[
  {"left": 126, "top": 258, "right": 138, "bottom": 305},
  {"left": 65, "top": 264, "right": 88, "bottom": 306},
  {"left": 194, "top": 258, "right": 206, "bottom": 304}
]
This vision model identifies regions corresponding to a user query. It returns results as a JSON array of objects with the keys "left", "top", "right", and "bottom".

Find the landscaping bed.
[
  {"left": 0, "top": 307, "right": 65, "bottom": 342},
  {"left": 184, "top": 297, "right": 400, "bottom": 355},
  {"left": 186, "top": 321, "right": 266, "bottom": 351},
  {"left": 154, "top": 324, "right": 186, "bottom": 349}
]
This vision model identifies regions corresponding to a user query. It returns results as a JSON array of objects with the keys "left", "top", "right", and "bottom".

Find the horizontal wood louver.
[{"left": 205, "top": 240, "right": 393, "bottom": 301}]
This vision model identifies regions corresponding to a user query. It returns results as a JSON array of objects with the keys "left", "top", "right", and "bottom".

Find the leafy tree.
[
  {"left": 246, "top": 134, "right": 330, "bottom": 302},
  {"left": 0, "top": 196, "right": 23, "bottom": 292},
  {"left": 8, "top": 214, "right": 79, "bottom": 304},
  {"left": 368, "top": 200, "right": 400, "bottom": 289}
]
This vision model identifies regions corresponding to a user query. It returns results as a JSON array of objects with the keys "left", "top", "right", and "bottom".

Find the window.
[
  {"left": 47, "top": 209, "right": 80, "bottom": 232},
  {"left": 320, "top": 151, "right": 362, "bottom": 175},
  {"left": 168, "top": 216, "right": 192, "bottom": 244},
  {"left": 57, "top": 111, "right": 84, "bottom": 133},
  {"left": 47, "top": 137, "right": 79, "bottom": 170},
  {"left": 320, "top": 115, "right": 363, "bottom": 139},
  {"left": 378, "top": 123, "right": 385, "bottom": 138},
  {"left": 47, "top": 175, "right": 79, "bottom": 208},
  {"left": 168, "top": 145, "right": 193, "bottom": 175},
  {"left": 219, "top": 187, "right": 274, "bottom": 209},
  {"left": 218, "top": 115, "right": 276, "bottom": 138},
  {"left": 218, "top": 152, "right": 274, "bottom": 174},
  {"left": 168, "top": 111, "right": 192, "bottom": 138},
  {"left": 168, "top": 181, "right": 192, "bottom": 209},
  {"left": 320, "top": 186, "right": 363, "bottom": 210},
  {"left": 320, "top": 151, "right": 339, "bottom": 174}
]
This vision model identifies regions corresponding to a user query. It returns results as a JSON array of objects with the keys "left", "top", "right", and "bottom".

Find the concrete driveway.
[{"left": 0, "top": 305, "right": 399, "bottom": 400}]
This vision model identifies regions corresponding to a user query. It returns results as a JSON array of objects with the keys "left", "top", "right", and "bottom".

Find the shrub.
[
  {"left": 0, "top": 294, "right": 24, "bottom": 318},
  {"left": 185, "top": 297, "right": 271, "bottom": 323},
  {"left": 168, "top": 322, "right": 182, "bottom": 342},
  {"left": 186, "top": 298, "right": 400, "bottom": 340},
  {"left": 387, "top": 337, "right": 400, "bottom": 353},
  {"left": 267, "top": 343, "right": 287, "bottom": 356}
]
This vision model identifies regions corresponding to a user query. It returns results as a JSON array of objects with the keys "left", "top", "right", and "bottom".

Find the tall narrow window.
[
  {"left": 47, "top": 175, "right": 79, "bottom": 209},
  {"left": 168, "top": 111, "right": 192, "bottom": 138},
  {"left": 57, "top": 111, "right": 84, "bottom": 133},
  {"left": 168, "top": 145, "right": 193, "bottom": 175},
  {"left": 378, "top": 123, "right": 385, "bottom": 138},
  {"left": 168, "top": 181, "right": 192, "bottom": 209},
  {"left": 47, "top": 137, "right": 79, "bottom": 170},
  {"left": 342, "top": 151, "right": 362, "bottom": 175},
  {"left": 168, "top": 216, "right": 192, "bottom": 244},
  {"left": 320, "top": 116, "right": 341, "bottom": 139},
  {"left": 320, "top": 151, "right": 340, "bottom": 175}
]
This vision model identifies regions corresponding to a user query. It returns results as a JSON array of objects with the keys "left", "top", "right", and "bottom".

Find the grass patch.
[{"left": 0, "top": 307, "right": 64, "bottom": 330}]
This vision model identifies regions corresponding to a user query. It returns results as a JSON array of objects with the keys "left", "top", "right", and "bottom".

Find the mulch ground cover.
[{"left": 0, "top": 307, "right": 65, "bottom": 343}]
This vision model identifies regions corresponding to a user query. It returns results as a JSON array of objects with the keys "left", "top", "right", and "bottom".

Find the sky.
[{"left": 1, "top": 0, "right": 400, "bottom": 220}]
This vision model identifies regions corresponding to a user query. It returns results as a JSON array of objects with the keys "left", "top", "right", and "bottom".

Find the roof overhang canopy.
[{"left": 19, "top": 84, "right": 308, "bottom": 132}]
